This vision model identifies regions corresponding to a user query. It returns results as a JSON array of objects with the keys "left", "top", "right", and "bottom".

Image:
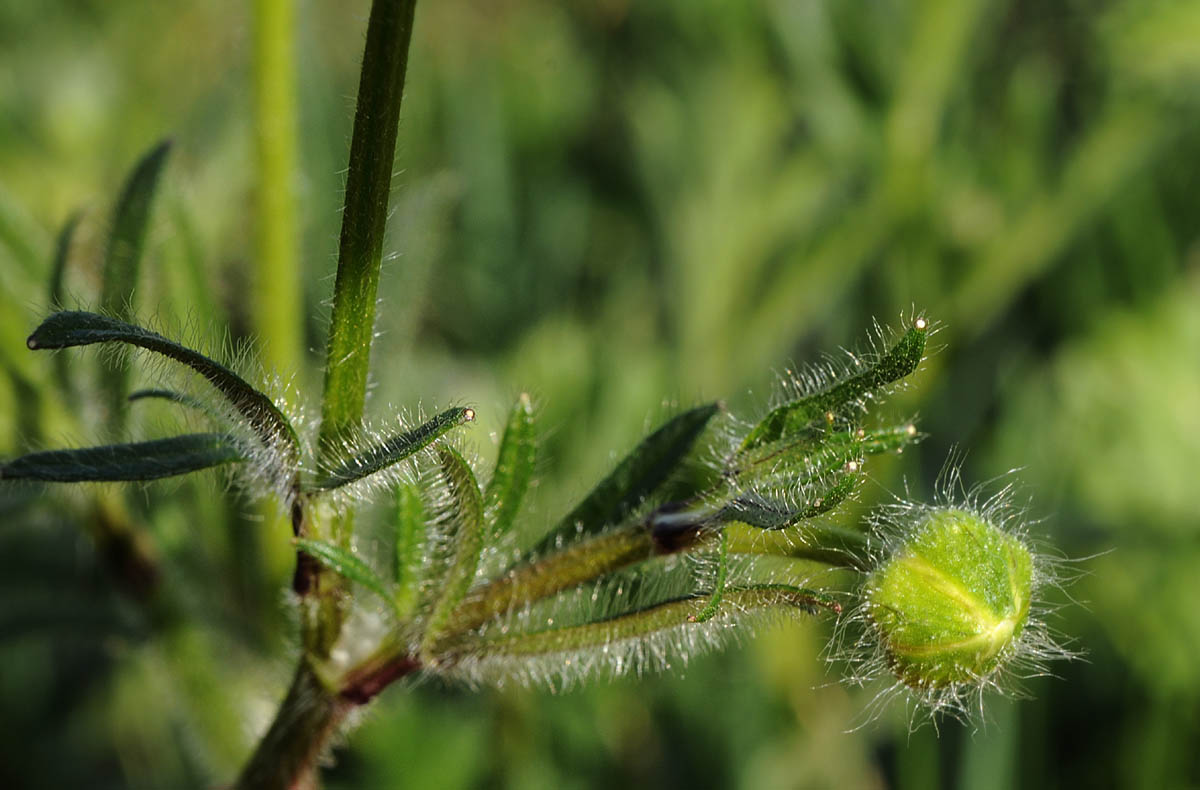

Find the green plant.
[{"left": 0, "top": 1, "right": 1072, "bottom": 787}]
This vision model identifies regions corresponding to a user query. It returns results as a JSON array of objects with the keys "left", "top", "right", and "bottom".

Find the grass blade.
[
  {"left": 310, "top": 406, "right": 474, "bottom": 491},
  {"left": 27, "top": 311, "right": 299, "bottom": 461},
  {"left": 530, "top": 403, "right": 720, "bottom": 555},
  {"left": 483, "top": 393, "right": 535, "bottom": 540},
  {"left": 0, "top": 433, "right": 241, "bottom": 482}
]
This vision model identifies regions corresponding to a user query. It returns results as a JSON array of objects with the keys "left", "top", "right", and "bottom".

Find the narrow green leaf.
[
  {"left": 720, "top": 422, "right": 919, "bottom": 531},
  {"left": 442, "top": 585, "right": 839, "bottom": 661},
  {"left": 100, "top": 140, "right": 172, "bottom": 318},
  {"left": 698, "top": 426, "right": 861, "bottom": 531},
  {"left": 530, "top": 403, "right": 720, "bottom": 555},
  {"left": 393, "top": 481, "right": 425, "bottom": 617},
  {"left": 294, "top": 537, "right": 391, "bottom": 604},
  {"left": 691, "top": 530, "right": 729, "bottom": 623},
  {"left": 741, "top": 320, "right": 928, "bottom": 450},
  {"left": 27, "top": 311, "right": 299, "bottom": 460},
  {"left": 731, "top": 423, "right": 919, "bottom": 480},
  {"left": 483, "top": 393, "right": 536, "bottom": 539},
  {"left": 48, "top": 211, "right": 83, "bottom": 398},
  {"left": 422, "top": 447, "right": 485, "bottom": 653},
  {"left": 0, "top": 433, "right": 241, "bottom": 482},
  {"left": 48, "top": 210, "right": 82, "bottom": 309},
  {"left": 310, "top": 406, "right": 474, "bottom": 491},
  {"left": 99, "top": 140, "right": 171, "bottom": 434},
  {"left": 858, "top": 422, "right": 922, "bottom": 455},
  {"left": 720, "top": 471, "right": 858, "bottom": 529}
]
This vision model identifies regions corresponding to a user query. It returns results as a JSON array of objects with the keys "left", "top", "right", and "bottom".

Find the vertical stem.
[
  {"left": 238, "top": 2, "right": 420, "bottom": 784},
  {"left": 252, "top": 0, "right": 303, "bottom": 381},
  {"left": 317, "top": 0, "right": 418, "bottom": 464},
  {"left": 233, "top": 664, "right": 346, "bottom": 790},
  {"left": 309, "top": 0, "right": 418, "bottom": 657}
]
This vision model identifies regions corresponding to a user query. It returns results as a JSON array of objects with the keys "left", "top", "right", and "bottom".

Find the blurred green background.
[{"left": 3, "top": 0, "right": 1199, "bottom": 787}]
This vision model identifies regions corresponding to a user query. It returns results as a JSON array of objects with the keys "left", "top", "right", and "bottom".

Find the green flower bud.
[{"left": 864, "top": 507, "right": 1034, "bottom": 690}]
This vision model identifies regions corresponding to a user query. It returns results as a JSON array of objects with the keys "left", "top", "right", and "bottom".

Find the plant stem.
[
  {"left": 310, "top": 0, "right": 417, "bottom": 650},
  {"left": 233, "top": 654, "right": 422, "bottom": 790},
  {"left": 238, "top": 2, "right": 420, "bottom": 784},
  {"left": 233, "top": 663, "right": 345, "bottom": 790},
  {"left": 317, "top": 0, "right": 418, "bottom": 464},
  {"left": 724, "top": 521, "right": 870, "bottom": 570},
  {"left": 434, "top": 528, "right": 658, "bottom": 646}
]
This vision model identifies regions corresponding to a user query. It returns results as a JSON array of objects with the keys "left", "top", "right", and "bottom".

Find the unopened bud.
[{"left": 865, "top": 507, "right": 1033, "bottom": 689}]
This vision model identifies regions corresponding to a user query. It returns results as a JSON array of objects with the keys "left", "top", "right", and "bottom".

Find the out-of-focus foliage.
[{"left": 1, "top": 0, "right": 1198, "bottom": 787}]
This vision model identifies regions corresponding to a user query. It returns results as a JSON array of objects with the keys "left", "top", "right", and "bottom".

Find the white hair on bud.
[{"left": 831, "top": 455, "right": 1076, "bottom": 728}]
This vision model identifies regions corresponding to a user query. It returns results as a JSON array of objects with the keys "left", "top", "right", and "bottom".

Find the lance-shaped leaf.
[
  {"left": 720, "top": 472, "right": 859, "bottom": 529},
  {"left": 857, "top": 422, "right": 922, "bottom": 455},
  {"left": 652, "top": 422, "right": 921, "bottom": 543},
  {"left": 726, "top": 431, "right": 864, "bottom": 525},
  {"left": 0, "top": 433, "right": 242, "bottom": 482},
  {"left": 437, "top": 585, "right": 840, "bottom": 686},
  {"left": 484, "top": 393, "right": 536, "bottom": 540},
  {"left": 724, "top": 421, "right": 923, "bottom": 530},
  {"left": 310, "top": 407, "right": 474, "bottom": 492},
  {"left": 26, "top": 311, "right": 299, "bottom": 460},
  {"left": 393, "top": 481, "right": 425, "bottom": 617},
  {"left": 691, "top": 530, "right": 729, "bottom": 623},
  {"left": 741, "top": 320, "right": 927, "bottom": 451},
  {"left": 48, "top": 212, "right": 83, "bottom": 398},
  {"left": 48, "top": 210, "right": 82, "bottom": 310},
  {"left": 99, "top": 141, "right": 172, "bottom": 433},
  {"left": 529, "top": 403, "right": 720, "bottom": 556},
  {"left": 293, "top": 538, "right": 392, "bottom": 605},
  {"left": 421, "top": 447, "right": 485, "bottom": 654},
  {"left": 100, "top": 140, "right": 172, "bottom": 318}
]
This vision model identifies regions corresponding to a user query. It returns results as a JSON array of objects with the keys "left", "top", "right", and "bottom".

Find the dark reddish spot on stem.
[{"left": 340, "top": 656, "right": 421, "bottom": 705}]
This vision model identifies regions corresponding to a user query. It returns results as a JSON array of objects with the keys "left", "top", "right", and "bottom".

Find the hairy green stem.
[
  {"left": 308, "top": 0, "right": 418, "bottom": 642},
  {"left": 724, "top": 521, "right": 870, "bottom": 570},
  {"left": 238, "top": 0, "right": 420, "bottom": 785},
  {"left": 434, "top": 528, "right": 658, "bottom": 646},
  {"left": 316, "top": 0, "right": 418, "bottom": 462}
]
